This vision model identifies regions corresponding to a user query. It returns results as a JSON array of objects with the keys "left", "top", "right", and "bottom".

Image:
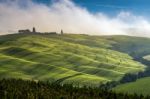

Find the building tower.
[
  {"left": 61, "top": 29, "right": 63, "bottom": 35},
  {"left": 33, "top": 27, "right": 36, "bottom": 33}
]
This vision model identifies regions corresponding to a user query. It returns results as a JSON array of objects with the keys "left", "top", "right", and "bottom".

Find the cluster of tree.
[
  {"left": 120, "top": 56, "right": 150, "bottom": 84},
  {"left": 98, "top": 57, "right": 150, "bottom": 90},
  {"left": 0, "top": 79, "right": 149, "bottom": 99}
]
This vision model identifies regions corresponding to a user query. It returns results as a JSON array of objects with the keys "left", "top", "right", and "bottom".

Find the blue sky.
[
  {"left": 33, "top": 0, "right": 150, "bottom": 17},
  {"left": 0, "top": 0, "right": 150, "bottom": 37}
]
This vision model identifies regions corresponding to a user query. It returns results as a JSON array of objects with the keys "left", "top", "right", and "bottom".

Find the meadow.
[
  {"left": 114, "top": 77, "right": 150, "bottom": 96},
  {"left": 0, "top": 33, "right": 147, "bottom": 86}
]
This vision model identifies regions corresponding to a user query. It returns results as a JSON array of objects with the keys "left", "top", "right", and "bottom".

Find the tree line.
[{"left": 0, "top": 78, "right": 149, "bottom": 99}]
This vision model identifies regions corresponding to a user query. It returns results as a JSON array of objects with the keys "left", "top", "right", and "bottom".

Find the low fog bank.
[{"left": 0, "top": 0, "right": 150, "bottom": 37}]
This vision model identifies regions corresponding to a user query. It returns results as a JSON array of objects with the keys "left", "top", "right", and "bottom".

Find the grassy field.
[
  {"left": 113, "top": 77, "right": 150, "bottom": 96},
  {"left": 0, "top": 33, "right": 148, "bottom": 86},
  {"left": 143, "top": 55, "right": 150, "bottom": 61}
]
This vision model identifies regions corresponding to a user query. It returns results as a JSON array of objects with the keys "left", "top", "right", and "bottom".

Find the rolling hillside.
[{"left": 0, "top": 33, "right": 148, "bottom": 86}]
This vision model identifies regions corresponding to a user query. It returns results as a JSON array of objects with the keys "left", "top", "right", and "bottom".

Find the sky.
[
  {"left": 0, "top": 0, "right": 150, "bottom": 37},
  {"left": 34, "top": 0, "right": 150, "bottom": 17}
]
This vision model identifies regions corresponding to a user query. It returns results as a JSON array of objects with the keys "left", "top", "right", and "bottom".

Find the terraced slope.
[
  {"left": 113, "top": 77, "right": 150, "bottom": 96},
  {"left": 0, "top": 33, "right": 146, "bottom": 86}
]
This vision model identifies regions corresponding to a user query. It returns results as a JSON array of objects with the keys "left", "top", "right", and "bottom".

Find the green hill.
[
  {"left": 0, "top": 33, "right": 148, "bottom": 86},
  {"left": 113, "top": 77, "right": 150, "bottom": 96}
]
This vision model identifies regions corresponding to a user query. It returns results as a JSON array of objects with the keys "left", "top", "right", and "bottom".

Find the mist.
[{"left": 0, "top": 0, "right": 150, "bottom": 37}]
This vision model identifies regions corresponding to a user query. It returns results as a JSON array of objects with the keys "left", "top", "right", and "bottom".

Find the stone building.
[
  {"left": 18, "top": 27, "right": 37, "bottom": 34},
  {"left": 18, "top": 29, "right": 31, "bottom": 33},
  {"left": 61, "top": 29, "right": 63, "bottom": 35},
  {"left": 33, "top": 27, "right": 36, "bottom": 33}
]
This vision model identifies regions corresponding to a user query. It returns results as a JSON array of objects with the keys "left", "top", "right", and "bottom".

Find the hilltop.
[{"left": 0, "top": 33, "right": 150, "bottom": 86}]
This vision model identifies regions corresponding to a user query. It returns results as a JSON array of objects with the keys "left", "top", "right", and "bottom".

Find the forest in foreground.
[{"left": 0, "top": 79, "right": 149, "bottom": 99}]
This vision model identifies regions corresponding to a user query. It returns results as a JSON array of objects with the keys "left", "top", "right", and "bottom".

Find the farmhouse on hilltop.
[
  {"left": 18, "top": 27, "right": 37, "bottom": 33},
  {"left": 18, "top": 27, "right": 63, "bottom": 35}
]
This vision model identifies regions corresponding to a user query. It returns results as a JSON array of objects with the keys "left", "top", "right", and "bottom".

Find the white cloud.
[{"left": 0, "top": 0, "right": 150, "bottom": 37}]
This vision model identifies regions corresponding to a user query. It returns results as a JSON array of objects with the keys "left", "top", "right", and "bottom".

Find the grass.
[
  {"left": 143, "top": 55, "right": 150, "bottom": 61},
  {"left": 113, "top": 77, "right": 150, "bottom": 96},
  {"left": 0, "top": 33, "right": 147, "bottom": 86}
]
